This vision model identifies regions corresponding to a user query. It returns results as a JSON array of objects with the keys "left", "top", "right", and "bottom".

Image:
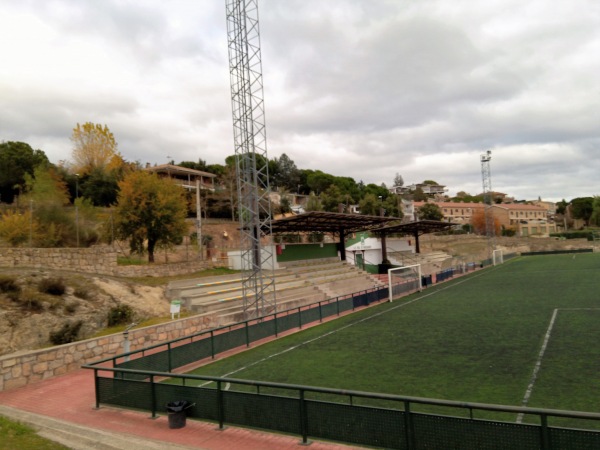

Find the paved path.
[{"left": 0, "top": 368, "right": 362, "bottom": 449}]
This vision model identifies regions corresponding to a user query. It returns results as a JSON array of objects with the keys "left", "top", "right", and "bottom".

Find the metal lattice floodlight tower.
[
  {"left": 226, "top": 0, "right": 276, "bottom": 319},
  {"left": 480, "top": 150, "right": 495, "bottom": 261}
]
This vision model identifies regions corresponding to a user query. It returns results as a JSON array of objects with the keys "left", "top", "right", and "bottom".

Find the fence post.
[
  {"left": 540, "top": 414, "right": 550, "bottom": 450},
  {"left": 217, "top": 380, "right": 225, "bottom": 429},
  {"left": 404, "top": 400, "right": 414, "bottom": 450},
  {"left": 210, "top": 330, "right": 215, "bottom": 359},
  {"left": 167, "top": 342, "right": 172, "bottom": 372},
  {"left": 245, "top": 321, "right": 250, "bottom": 347},
  {"left": 298, "top": 307, "right": 302, "bottom": 329},
  {"left": 275, "top": 312, "right": 279, "bottom": 337},
  {"left": 336, "top": 296, "right": 340, "bottom": 316},
  {"left": 150, "top": 375, "right": 157, "bottom": 419},
  {"left": 299, "top": 389, "right": 309, "bottom": 444},
  {"left": 93, "top": 369, "right": 100, "bottom": 409},
  {"left": 318, "top": 301, "right": 323, "bottom": 322}
]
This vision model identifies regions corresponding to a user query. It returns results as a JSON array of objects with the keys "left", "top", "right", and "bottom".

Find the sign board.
[{"left": 170, "top": 300, "right": 181, "bottom": 319}]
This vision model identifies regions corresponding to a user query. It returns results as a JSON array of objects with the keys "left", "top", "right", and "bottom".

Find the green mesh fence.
[
  {"left": 321, "top": 301, "right": 338, "bottom": 318},
  {"left": 549, "top": 427, "right": 600, "bottom": 449},
  {"left": 213, "top": 326, "right": 246, "bottom": 354},
  {"left": 306, "top": 400, "right": 406, "bottom": 449},
  {"left": 170, "top": 337, "right": 213, "bottom": 368},
  {"left": 155, "top": 383, "right": 219, "bottom": 422},
  {"left": 92, "top": 373, "right": 600, "bottom": 449},
  {"left": 223, "top": 390, "right": 301, "bottom": 434},
  {"left": 276, "top": 312, "right": 300, "bottom": 333},
  {"left": 300, "top": 305, "right": 321, "bottom": 324},
  {"left": 412, "top": 413, "right": 541, "bottom": 450},
  {"left": 98, "top": 377, "right": 153, "bottom": 410},
  {"left": 247, "top": 320, "right": 276, "bottom": 343},
  {"left": 117, "top": 351, "right": 170, "bottom": 379}
]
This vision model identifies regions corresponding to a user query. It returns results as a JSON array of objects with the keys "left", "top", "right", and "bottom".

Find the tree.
[
  {"left": 471, "top": 209, "right": 501, "bottom": 236},
  {"left": 589, "top": 196, "right": 600, "bottom": 227},
  {"left": 0, "top": 209, "right": 39, "bottom": 246},
  {"left": 22, "top": 166, "right": 76, "bottom": 247},
  {"left": 393, "top": 173, "right": 404, "bottom": 187},
  {"left": 358, "top": 193, "right": 380, "bottom": 216},
  {"left": 0, "top": 141, "right": 49, "bottom": 204},
  {"left": 413, "top": 186, "right": 428, "bottom": 202},
  {"left": 305, "top": 192, "right": 323, "bottom": 212},
  {"left": 570, "top": 197, "right": 594, "bottom": 226},
  {"left": 306, "top": 170, "right": 335, "bottom": 195},
  {"left": 556, "top": 199, "right": 568, "bottom": 215},
  {"left": 320, "top": 185, "right": 344, "bottom": 212},
  {"left": 271, "top": 153, "right": 301, "bottom": 191},
  {"left": 417, "top": 203, "right": 443, "bottom": 221},
  {"left": 114, "top": 171, "right": 188, "bottom": 263},
  {"left": 71, "top": 122, "right": 119, "bottom": 175}
]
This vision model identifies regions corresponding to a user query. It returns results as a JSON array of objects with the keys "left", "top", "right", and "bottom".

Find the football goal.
[
  {"left": 388, "top": 264, "right": 422, "bottom": 302},
  {"left": 492, "top": 249, "right": 504, "bottom": 266}
]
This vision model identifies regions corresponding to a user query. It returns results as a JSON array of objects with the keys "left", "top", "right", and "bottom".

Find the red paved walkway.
[{"left": 0, "top": 368, "right": 362, "bottom": 449}]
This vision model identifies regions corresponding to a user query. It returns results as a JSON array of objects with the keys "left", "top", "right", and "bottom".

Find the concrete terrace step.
[{"left": 0, "top": 405, "right": 198, "bottom": 450}]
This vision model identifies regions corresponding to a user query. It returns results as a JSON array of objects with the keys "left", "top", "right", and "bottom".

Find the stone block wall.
[
  {"left": 0, "top": 312, "right": 221, "bottom": 392},
  {"left": 0, "top": 247, "right": 219, "bottom": 277},
  {"left": 0, "top": 248, "right": 117, "bottom": 274}
]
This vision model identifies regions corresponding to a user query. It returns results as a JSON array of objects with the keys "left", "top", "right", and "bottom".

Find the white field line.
[
  {"left": 206, "top": 271, "right": 490, "bottom": 389},
  {"left": 516, "top": 307, "right": 600, "bottom": 423}
]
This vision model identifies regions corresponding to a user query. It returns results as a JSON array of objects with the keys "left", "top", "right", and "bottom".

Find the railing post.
[
  {"left": 217, "top": 380, "right": 225, "bottom": 429},
  {"left": 275, "top": 312, "right": 279, "bottom": 337},
  {"left": 93, "top": 368, "right": 100, "bottom": 409},
  {"left": 245, "top": 321, "right": 250, "bottom": 347},
  {"left": 210, "top": 330, "right": 215, "bottom": 359},
  {"left": 298, "top": 307, "right": 302, "bottom": 329},
  {"left": 167, "top": 342, "right": 172, "bottom": 372},
  {"left": 299, "top": 389, "right": 309, "bottom": 444},
  {"left": 540, "top": 414, "right": 550, "bottom": 450},
  {"left": 150, "top": 375, "right": 157, "bottom": 419},
  {"left": 404, "top": 401, "right": 414, "bottom": 450},
  {"left": 318, "top": 301, "right": 323, "bottom": 322}
]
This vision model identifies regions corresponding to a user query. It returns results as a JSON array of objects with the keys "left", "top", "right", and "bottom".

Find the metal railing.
[{"left": 83, "top": 366, "right": 600, "bottom": 449}]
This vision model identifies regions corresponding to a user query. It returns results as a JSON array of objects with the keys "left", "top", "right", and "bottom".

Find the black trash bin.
[{"left": 166, "top": 401, "right": 192, "bottom": 429}]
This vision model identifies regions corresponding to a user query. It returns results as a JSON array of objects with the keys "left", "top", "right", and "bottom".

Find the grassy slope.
[{"left": 0, "top": 416, "right": 68, "bottom": 450}]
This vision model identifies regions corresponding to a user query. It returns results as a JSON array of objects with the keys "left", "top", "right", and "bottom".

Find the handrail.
[{"left": 83, "top": 365, "right": 600, "bottom": 422}]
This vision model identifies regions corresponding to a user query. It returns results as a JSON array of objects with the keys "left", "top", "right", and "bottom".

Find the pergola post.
[{"left": 339, "top": 227, "right": 346, "bottom": 261}]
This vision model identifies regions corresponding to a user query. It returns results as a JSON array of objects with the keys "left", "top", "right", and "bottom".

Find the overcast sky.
[{"left": 1, "top": 0, "right": 599, "bottom": 202}]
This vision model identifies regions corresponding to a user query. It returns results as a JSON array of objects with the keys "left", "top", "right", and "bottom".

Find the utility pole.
[{"left": 480, "top": 150, "right": 495, "bottom": 261}]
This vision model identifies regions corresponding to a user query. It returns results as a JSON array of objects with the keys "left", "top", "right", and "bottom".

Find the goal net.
[
  {"left": 388, "top": 264, "right": 422, "bottom": 302},
  {"left": 492, "top": 249, "right": 504, "bottom": 266}
]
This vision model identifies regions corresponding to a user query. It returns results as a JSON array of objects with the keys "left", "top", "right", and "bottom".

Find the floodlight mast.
[
  {"left": 226, "top": 0, "right": 276, "bottom": 319},
  {"left": 480, "top": 150, "right": 495, "bottom": 261}
]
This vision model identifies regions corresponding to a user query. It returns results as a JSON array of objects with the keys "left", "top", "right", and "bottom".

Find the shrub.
[
  {"left": 64, "top": 302, "right": 78, "bottom": 314},
  {"left": 49, "top": 321, "right": 83, "bottom": 345},
  {"left": 73, "top": 286, "right": 89, "bottom": 299},
  {"left": 38, "top": 277, "right": 66, "bottom": 296},
  {"left": 107, "top": 304, "right": 135, "bottom": 327},
  {"left": 0, "top": 276, "right": 20, "bottom": 294}
]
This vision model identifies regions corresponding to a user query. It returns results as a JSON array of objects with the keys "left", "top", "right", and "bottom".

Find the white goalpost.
[
  {"left": 492, "top": 249, "right": 504, "bottom": 266},
  {"left": 388, "top": 264, "right": 422, "bottom": 302}
]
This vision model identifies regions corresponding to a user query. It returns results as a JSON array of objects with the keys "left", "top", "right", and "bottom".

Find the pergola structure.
[
  {"left": 372, "top": 220, "right": 459, "bottom": 256},
  {"left": 269, "top": 211, "right": 400, "bottom": 261}
]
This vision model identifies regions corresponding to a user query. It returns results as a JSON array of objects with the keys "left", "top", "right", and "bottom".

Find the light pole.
[{"left": 75, "top": 174, "right": 80, "bottom": 248}]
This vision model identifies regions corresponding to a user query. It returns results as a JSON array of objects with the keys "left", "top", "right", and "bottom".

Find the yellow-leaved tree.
[
  {"left": 114, "top": 171, "right": 188, "bottom": 263},
  {"left": 71, "top": 122, "right": 120, "bottom": 175}
]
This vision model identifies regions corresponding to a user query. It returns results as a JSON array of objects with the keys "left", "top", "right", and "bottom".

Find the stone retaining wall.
[
  {"left": 0, "top": 312, "right": 221, "bottom": 392},
  {"left": 0, "top": 247, "right": 219, "bottom": 277}
]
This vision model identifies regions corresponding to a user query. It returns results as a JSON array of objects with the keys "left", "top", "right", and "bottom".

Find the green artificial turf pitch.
[{"left": 182, "top": 253, "right": 600, "bottom": 417}]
